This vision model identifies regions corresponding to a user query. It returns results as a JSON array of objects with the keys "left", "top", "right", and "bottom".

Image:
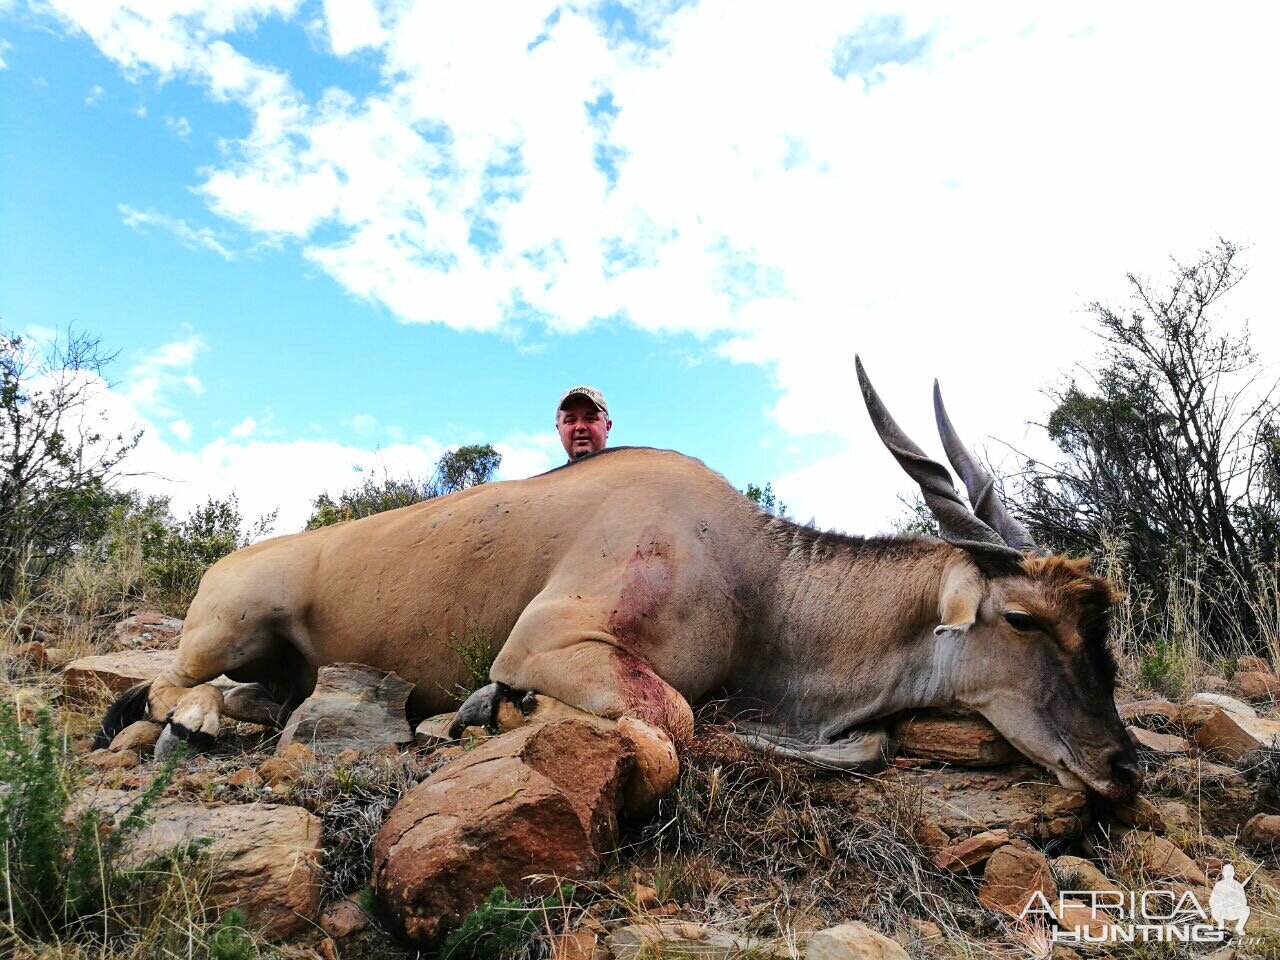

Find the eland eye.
[{"left": 1004, "top": 611, "right": 1040, "bottom": 632}]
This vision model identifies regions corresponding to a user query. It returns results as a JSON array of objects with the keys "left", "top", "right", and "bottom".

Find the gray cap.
[{"left": 558, "top": 385, "right": 609, "bottom": 417}]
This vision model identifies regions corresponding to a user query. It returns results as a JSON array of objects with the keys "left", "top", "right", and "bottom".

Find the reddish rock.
[
  {"left": 75, "top": 788, "right": 321, "bottom": 937},
  {"left": 1237, "top": 656, "right": 1273, "bottom": 675},
  {"left": 1050, "top": 856, "right": 1115, "bottom": 893},
  {"left": 1054, "top": 898, "right": 1114, "bottom": 940},
  {"left": 890, "top": 710, "right": 1020, "bottom": 766},
  {"left": 113, "top": 611, "right": 184, "bottom": 649},
  {"left": 913, "top": 821, "right": 950, "bottom": 853},
  {"left": 319, "top": 897, "right": 369, "bottom": 938},
  {"left": 1122, "top": 830, "right": 1208, "bottom": 885},
  {"left": 13, "top": 640, "right": 48, "bottom": 669},
  {"left": 372, "top": 719, "right": 634, "bottom": 946},
  {"left": 1107, "top": 795, "right": 1165, "bottom": 832},
  {"left": 1234, "top": 671, "right": 1280, "bottom": 700},
  {"left": 85, "top": 748, "right": 139, "bottom": 771},
  {"left": 1127, "top": 725, "right": 1192, "bottom": 754},
  {"left": 1164, "top": 755, "right": 1245, "bottom": 785},
  {"left": 807, "top": 922, "right": 909, "bottom": 960},
  {"left": 1241, "top": 814, "right": 1280, "bottom": 850},
  {"left": 109, "top": 720, "right": 162, "bottom": 755},
  {"left": 63, "top": 650, "right": 178, "bottom": 703},
  {"left": 257, "top": 756, "right": 303, "bottom": 788},
  {"left": 887, "top": 764, "right": 1089, "bottom": 839},
  {"left": 978, "top": 843, "right": 1057, "bottom": 917},
  {"left": 1195, "top": 709, "right": 1280, "bottom": 762},
  {"left": 225, "top": 768, "right": 262, "bottom": 790},
  {"left": 932, "top": 829, "right": 1010, "bottom": 872}
]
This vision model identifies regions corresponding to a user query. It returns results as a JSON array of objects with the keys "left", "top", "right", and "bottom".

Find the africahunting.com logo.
[{"left": 1021, "top": 864, "right": 1255, "bottom": 945}]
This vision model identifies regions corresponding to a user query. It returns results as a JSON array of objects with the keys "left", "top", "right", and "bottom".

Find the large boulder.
[
  {"left": 75, "top": 788, "right": 323, "bottom": 937},
  {"left": 276, "top": 662, "right": 414, "bottom": 757},
  {"left": 373, "top": 719, "right": 634, "bottom": 946},
  {"left": 62, "top": 649, "right": 178, "bottom": 703},
  {"left": 806, "top": 923, "right": 909, "bottom": 960},
  {"left": 885, "top": 763, "right": 1089, "bottom": 840},
  {"left": 890, "top": 710, "right": 1020, "bottom": 766}
]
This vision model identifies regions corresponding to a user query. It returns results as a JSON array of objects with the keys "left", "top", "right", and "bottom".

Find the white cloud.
[
  {"left": 38, "top": 1, "right": 1280, "bottom": 531},
  {"left": 169, "top": 418, "right": 192, "bottom": 440},
  {"left": 119, "top": 204, "right": 235, "bottom": 259},
  {"left": 229, "top": 416, "right": 257, "bottom": 438},
  {"left": 322, "top": 0, "right": 385, "bottom": 56},
  {"left": 85, "top": 82, "right": 103, "bottom": 104},
  {"left": 125, "top": 333, "right": 206, "bottom": 419},
  {"left": 134, "top": 104, "right": 146, "bottom": 117},
  {"left": 164, "top": 114, "right": 191, "bottom": 138},
  {"left": 341, "top": 412, "right": 377, "bottom": 435},
  {"left": 0, "top": 37, "right": 11, "bottom": 70}
]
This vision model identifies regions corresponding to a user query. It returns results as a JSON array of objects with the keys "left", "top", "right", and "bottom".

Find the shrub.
[
  {"left": 0, "top": 703, "right": 188, "bottom": 938},
  {"left": 441, "top": 885, "right": 575, "bottom": 960}
]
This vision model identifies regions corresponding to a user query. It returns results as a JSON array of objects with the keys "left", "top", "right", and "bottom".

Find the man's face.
[{"left": 557, "top": 397, "right": 611, "bottom": 459}]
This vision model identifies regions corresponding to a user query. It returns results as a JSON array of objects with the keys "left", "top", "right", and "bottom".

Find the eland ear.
[{"left": 935, "top": 557, "right": 984, "bottom": 635}]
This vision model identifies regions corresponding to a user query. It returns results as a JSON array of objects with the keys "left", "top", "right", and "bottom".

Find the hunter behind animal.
[{"left": 98, "top": 358, "right": 1140, "bottom": 806}]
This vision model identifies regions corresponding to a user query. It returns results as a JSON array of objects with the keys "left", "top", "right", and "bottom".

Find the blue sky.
[{"left": 2, "top": 2, "right": 1277, "bottom": 534}]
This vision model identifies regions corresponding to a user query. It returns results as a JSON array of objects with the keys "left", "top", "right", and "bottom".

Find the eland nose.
[{"left": 1109, "top": 750, "right": 1142, "bottom": 799}]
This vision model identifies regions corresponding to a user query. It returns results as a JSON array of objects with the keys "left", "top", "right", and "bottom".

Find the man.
[{"left": 557, "top": 385, "right": 611, "bottom": 461}]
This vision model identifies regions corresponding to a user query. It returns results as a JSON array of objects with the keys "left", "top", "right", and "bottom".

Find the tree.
[
  {"left": 744, "top": 481, "right": 787, "bottom": 518},
  {"left": 305, "top": 444, "right": 503, "bottom": 530},
  {"left": 0, "top": 329, "right": 140, "bottom": 601},
  {"left": 1015, "top": 240, "right": 1280, "bottom": 649}
]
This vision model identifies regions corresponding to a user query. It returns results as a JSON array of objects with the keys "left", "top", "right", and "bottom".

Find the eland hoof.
[{"left": 448, "top": 682, "right": 537, "bottom": 738}]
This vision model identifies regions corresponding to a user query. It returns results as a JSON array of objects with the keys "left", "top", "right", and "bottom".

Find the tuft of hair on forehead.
[
  {"left": 1019, "top": 554, "right": 1123, "bottom": 609},
  {"left": 1019, "top": 553, "right": 1123, "bottom": 682}
]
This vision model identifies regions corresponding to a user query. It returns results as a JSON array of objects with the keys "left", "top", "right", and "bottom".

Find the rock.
[
  {"left": 257, "top": 756, "right": 304, "bottom": 788},
  {"left": 43, "top": 646, "right": 71, "bottom": 669},
  {"left": 63, "top": 649, "right": 178, "bottom": 703},
  {"left": 1053, "top": 898, "right": 1114, "bottom": 940},
  {"left": 84, "top": 748, "right": 139, "bottom": 771},
  {"left": 633, "top": 883, "right": 659, "bottom": 909},
  {"left": 13, "top": 640, "right": 48, "bottom": 669},
  {"left": 75, "top": 788, "right": 322, "bottom": 938},
  {"left": 554, "top": 928, "right": 601, "bottom": 960},
  {"left": 1164, "top": 755, "right": 1245, "bottom": 785},
  {"left": 1107, "top": 795, "right": 1165, "bottom": 831},
  {"left": 1195, "top": 709, "right": 1280, "bottom": 762},
  {"left": 109, "top": 720, "right": 162, "bottom": 755},
  {"left": 806, "top": 922, "right": 909, "bottom": 960},
  {"left": 932, "top": 829, "right": 1010, "bottom": 872},
  {"left": 978, "top": 843, "right": 1057, "bottom": 917},
  {"left": 1051, "top": 856, "right": 1115, "bottom": 893},
  {"left": 1201, "top": 677, "right": 1233, "bottom": 694},
  {"left": 913, "top": 821, "right": 950, "bottom": 853},
  {"left": 276, "top": 662, "right": 414, "bottom": 757},
  {"left": 1118, "top": 698, "right": 1181, "bottom": 728},
  {"left": 901, "top": 919, "right": 942, "bottom": 944},
  {"left": 372, "top": 719, "right": 634, "bottom": 946},
  {"left": 1121, "top": 830, "right": 1208, "bottom": 885},
  {"left": 1234, "top": 671, "right": 1280, "bottom": 701},
  {"left": 415, "top": 713, "right": 457, "bottom": 746},
  {"left": 113, "top": 611, "right": 184, "bottom": 649},
  {"left": 1238, "top": 656, "right": 1272, "bottom": 675},
  {"left": 224, "top": 768, "right": 262, "bottom": 790},
  {"left": 319, "top": 897, "right": 369, "bottom": 938},
  {"left": 1241, "top": 814, "right": 1280, "bottom": 850},
  {"left": 1127, "top": 725, "right": 1192, "bottom": 754},
  {"left": 1183, "top": 693, "right": 1256, "bottom": 726},
  {"left": 1153, "top": 799, "right": 1196, "bottom": 833},
  {"left": 890, "top": 710, "right": 1020, "bottom": 766},
  {"left": 886, "top": 763, "right": 1089, "bottom": 839},
  {"left": 610, "top": 923, "right": 786, "bottom": 960}
]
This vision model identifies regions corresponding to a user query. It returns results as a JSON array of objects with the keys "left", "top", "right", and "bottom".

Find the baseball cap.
[{"left": 558, "top": 385, "right": 609, "bottom": 417}]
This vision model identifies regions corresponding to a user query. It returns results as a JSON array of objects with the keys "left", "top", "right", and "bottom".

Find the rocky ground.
[{"left": 5, "top": 612, "right": 1280, "bottom": 959}]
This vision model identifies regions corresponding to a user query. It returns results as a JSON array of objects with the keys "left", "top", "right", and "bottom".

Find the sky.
[{"left": 1, "top": 1, "right": 1278, "bottom": 537}]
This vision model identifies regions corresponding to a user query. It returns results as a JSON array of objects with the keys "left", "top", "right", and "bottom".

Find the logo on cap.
[{"left": 558, "top": 386, "right": 609, "bottom": 417}]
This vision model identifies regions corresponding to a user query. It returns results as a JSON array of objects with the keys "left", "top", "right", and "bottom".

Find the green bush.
[
  {"left": 441, "top": 885, "right": 575, "bottom": 960},
  {"left": 1136, "top": 640, "right": 1188, "bottom": 699},
  {"left": 305, "top": 444, "right": 503, "bottom": 530},
  {"left": 0, "top": 703, "right": 188, "bottom": 938}
]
